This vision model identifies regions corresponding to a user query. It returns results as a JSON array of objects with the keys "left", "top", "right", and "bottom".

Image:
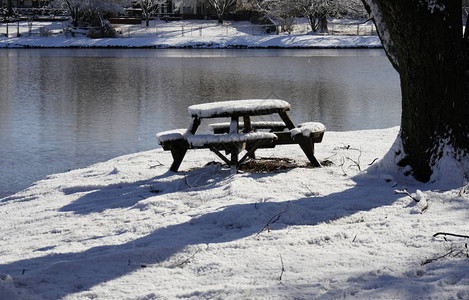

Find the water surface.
[{"left": 0, "top": 48, "right": 400, "bottom": 198}]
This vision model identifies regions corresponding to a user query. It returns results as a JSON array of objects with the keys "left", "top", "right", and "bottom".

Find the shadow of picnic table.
[{"left": 0, "top": 166, "right": 402, "bottom": 299}]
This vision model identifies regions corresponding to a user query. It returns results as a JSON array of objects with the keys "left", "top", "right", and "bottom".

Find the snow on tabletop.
[
  {"left": 156, "top": 129, "right": 189, "bottom": 144},
  {"left": 1, "top": 127, "right": 469, "bottom": 300},
  {"left": 291, "top": 122, "right": 326, "bottom": 137},
  {"left": 187, "top": 132, "right": 277, "bottom": 147},
  {"left": 188, "top": 99, "right": 290, "bottom": 118}
]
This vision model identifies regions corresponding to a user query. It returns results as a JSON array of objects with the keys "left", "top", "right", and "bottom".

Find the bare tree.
[
  {"left": 206, "top": 0, "right": 237, "bottom": 23},
  {"left": 53, "top": 0, "right": 125, "bottom": 27},
  {"left": 256, "top": 0, "right": 299, "bottom": 33},
  {"left": 52, "top": 0, "right": 83, "bottom": 27},
  {"left": 295, "top": 0, "right": 365, "bottom": 33},
  {"left": 83, "top": 0, "right": 125, "bottom": 27},
  {"left": 256, "top": 0, "right": 365, "bottom": 34},
  {"left": 138, "top": 0, "right": 166, "bottom": 26},
  {"left": 6, "top": 0, "right": 13, "bottom": 16},
  {"left": 362, "top": 0, "right": 469, "bottom": 182}
]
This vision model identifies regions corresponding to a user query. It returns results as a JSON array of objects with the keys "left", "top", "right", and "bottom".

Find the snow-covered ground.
[
  {"left": 1, "top": 127, "right": 468, "bottom": 299},
  {"left": 0, "top": 19, "right": 381, "bottom": 48}
]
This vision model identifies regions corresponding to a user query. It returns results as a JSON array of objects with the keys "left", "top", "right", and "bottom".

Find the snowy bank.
[
  {"left": 1, "top": 127, "right": 468, "bottom": 299},
  {"left": 0, "top": 20, "right": 381, "bottom": 49},
  {"left": 0, "top": 35, "right": 381, "bottom": 49}
]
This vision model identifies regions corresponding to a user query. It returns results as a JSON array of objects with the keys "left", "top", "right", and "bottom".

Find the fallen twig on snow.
[
  {"left": 421, "top": 248, "right": 456, "bottom": 265},
  {"left": 149, "top": 161, "right": 163, "bottom": 169},
  {"left": 256, "top": 202, "right": 291, "bottom": 237},
  {"left": 368, "top": 158, "right": 379, "bottom": 166},
  {"left": 302, "top": 183, "right": 319, "bottom": 197},
  {"left": 336, "top": 146, "right": 363, "bottom": 173},
  {"left": 433, "top": 232, "right": 469, "bottom": 239},
  {"left": 346, "top": 154, "right": 362, "bottom": 171},
  {"left": 423, "top": 235, "right": 469, "bottom": 265},
  {"left": 337, "top": 144, "right": 360, "bottom": 151},
  {"left": 175, "top": 249, "right": 201, "bottom": 268},
  {"left": 339, "top": 157, "right": 347, "bottom": 176},
  {"left": 279, "top": 254, "right": 285, "bottom": 281},
  {"left": 394, "top": 189, "right": 420, "bottom": 202}
]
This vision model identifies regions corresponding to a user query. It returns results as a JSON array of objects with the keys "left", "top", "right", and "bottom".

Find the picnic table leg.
[
  {"left": 278, "top": 110, "right": 296, "bottom": 130},
  {"left": 243, "top": 115, "right": 252, "bottom": 133},
  {"left": 238, "top": 138, "right": 270, "bottom": 165},
  {"left": 230, "top": 117, "right": 239, "bottom": 174},
  {"left": 169, "top": 145, "right": 188, "bottom": 172},
  {"left": 299, "top": 138, "right": 321, "bottom": 168},
  {"left": 230, "top": 145, "right": 239, "bottom": 174},
  {"left": 209, "top": 146, "right": 232, "bottom": 165},
  {"left": 189, "top": 117, "right": 201, "bottom": 135},
  {"left": 242, "top": 115, "right": 255, "bottom": 159}
]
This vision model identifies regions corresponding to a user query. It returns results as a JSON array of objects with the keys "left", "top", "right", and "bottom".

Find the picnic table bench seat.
[
  {"left": 291, "top": 122, "right": 326, "bottom": 142},
  {"left": 157, "top": 129, "right": 278, "bottom": 172},
  {"left": 187, "top": 132, "right": 277, "bottom": 148},
  {"left": 208, "top": 121, "right": 287, "bottom": 134},
  {"left": 156, "top": 129, "right": 188, "bottom": 150},
  {"left": 187, "top": 132, "right": 278, "bottom": 171}
]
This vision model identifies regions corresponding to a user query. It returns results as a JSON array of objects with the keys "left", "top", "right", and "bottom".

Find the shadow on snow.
[
  {"left": 1, "top": 164, "right": 403, "bottom": 299},
  {"left": 58, "top": 163, "right": 237, "bottom": 215}
]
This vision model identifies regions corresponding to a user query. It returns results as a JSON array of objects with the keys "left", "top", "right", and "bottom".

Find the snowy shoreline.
[
  {"left": 1, "top": 127, "right": 468, "bottom": 299},
  {"left": 0, "top": 19, "right": 381, "bottom": 49},
  {"left": 0, "top": 35, "right": 382, "bottom": 49}
]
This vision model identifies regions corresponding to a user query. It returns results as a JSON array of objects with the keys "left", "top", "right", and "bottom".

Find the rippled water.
[{"left": 0, "top": 48, "right": 400, "bottom": 198}]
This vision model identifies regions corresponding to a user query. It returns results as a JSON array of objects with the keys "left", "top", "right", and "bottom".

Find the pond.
[{"left": 0, "top": 48, "right": 400, "bottom": 198}]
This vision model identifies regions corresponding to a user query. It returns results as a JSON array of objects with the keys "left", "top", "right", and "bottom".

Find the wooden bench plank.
[
  {"left": 187, "top": 132, "right": 277, "bottom": 148},
  {"left": 209, "top": 121, "right": 287, "bottom": 134}
]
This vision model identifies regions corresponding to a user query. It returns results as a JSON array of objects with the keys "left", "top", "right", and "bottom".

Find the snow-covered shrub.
[
  {"left": 39, "top": 27, "right": 52, "bottom": 37},
  {"left": 87, "top": 22, "right": 117, "bottom": 38}
]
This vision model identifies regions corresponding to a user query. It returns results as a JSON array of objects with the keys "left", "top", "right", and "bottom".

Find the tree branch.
[
  {"left": 433, "top": 232, "right": 469, "bottom": 239},
  {"left": 368, "top": 158, "right": 379, "bottom": 166},
  {"left": 278, "top": 254, "right": 285, "bottom": 281},
  {"left": 361, "top": 0, "right": 399, "bottom": 71},
  {"left": 421, "top": 248, "right": 455, "bottom": 265},
  {"left": 256, "top": 202, "right": 290, "bottom": 237},
  {"left": 175, "top": 249, "right": 201, "bottom": 268},
  {"left": 394, "top": 189, "right": 420, "bottom": 202}
]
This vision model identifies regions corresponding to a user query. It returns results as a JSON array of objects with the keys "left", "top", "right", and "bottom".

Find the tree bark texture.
[
  {"left": 7, "top": 0, "right": 13, "bottom": 16},
  {"left": 363, "top": 0, "right": 469, "bottom": 181}
]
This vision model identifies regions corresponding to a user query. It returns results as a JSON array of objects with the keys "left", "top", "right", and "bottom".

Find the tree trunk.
[
  {"left": 7, "top": 0, "right": 13, "bottom": 16},
  {"left": 307, "top": 15, "right": 317, "bottom": 33},
  {"left": 72, "top": 9, "right": 78, "bottom": 27},
  {"left": 319, "top": 17, "right": 328, "bottom": 33},
  {"left": 362, "top": 0, "right": 469, "bottom": 181}
]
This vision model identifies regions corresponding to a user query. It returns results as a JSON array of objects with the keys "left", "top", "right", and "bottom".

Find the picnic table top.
[{"left": 188, "top": 99, "right": 291, "bottom": 118}]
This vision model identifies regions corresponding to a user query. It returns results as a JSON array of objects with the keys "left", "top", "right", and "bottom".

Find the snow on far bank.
[
  {"left": 0, "top": 20, "right": 381, "bottom": 49},
  {"left": 1, "top": 127, "right": 468, "bottom": 299},
  {"left": 0, "top": 34, "right": 381, "bottom": 49}
]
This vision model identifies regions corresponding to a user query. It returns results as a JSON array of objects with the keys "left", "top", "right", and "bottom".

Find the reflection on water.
[{"left": 0, "top": 48, "right": 400, "bottom": 198}]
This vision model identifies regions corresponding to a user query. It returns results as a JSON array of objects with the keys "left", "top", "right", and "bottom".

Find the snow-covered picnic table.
[
  {"left": 187, "top": 99, "right": 291, "bottom": 118},
  {"left": 157, "top": 99, "right": 325, "bottom": 172}
]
